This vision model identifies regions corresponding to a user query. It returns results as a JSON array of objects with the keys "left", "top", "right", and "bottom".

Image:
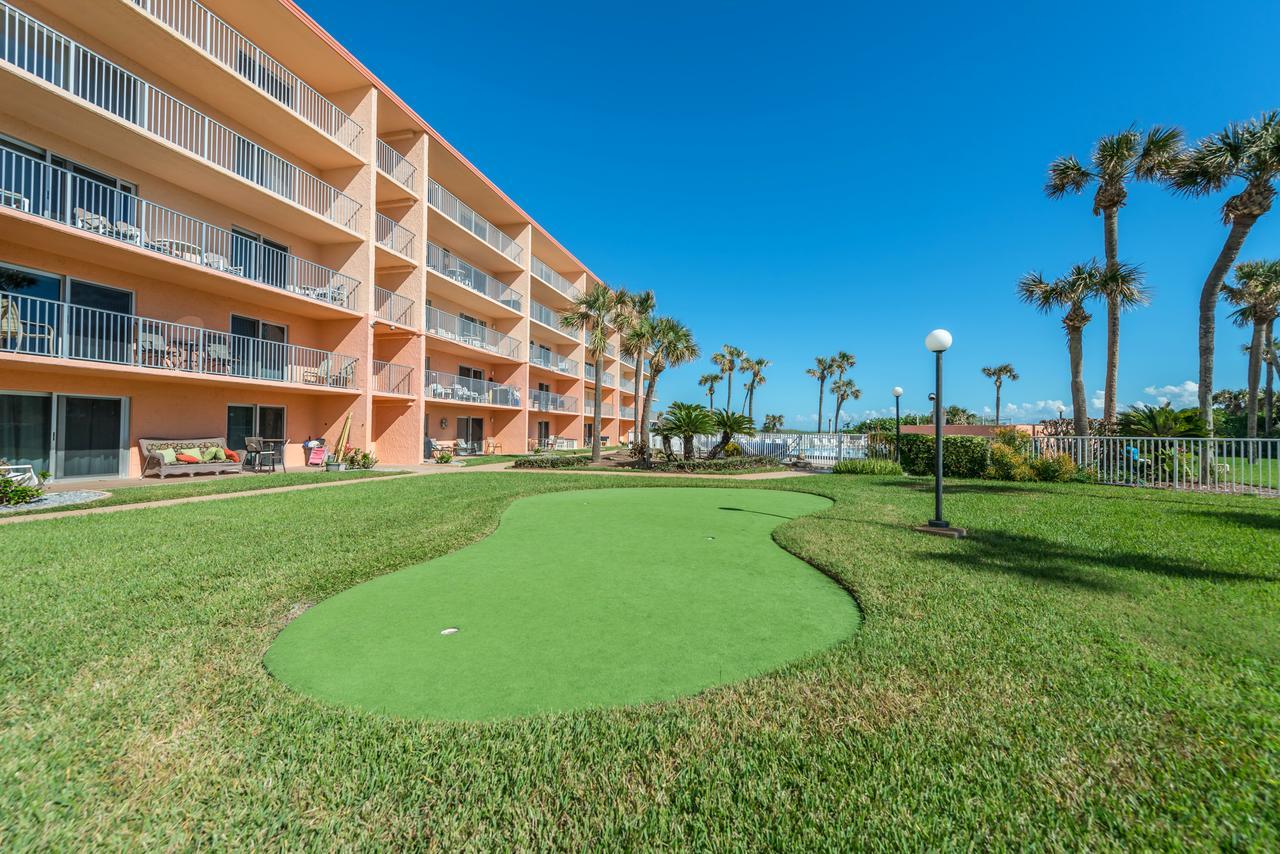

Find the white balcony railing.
[
  {"left": 425, "top": 370, "right": 521, "bottom": 407},
  {"left": 530, "top": 389, "right": 578, "bottom": 414},
  {"left": 530, "top": 300, "right": 569, "bottom": 333},
  {"left": 0, "top": 2, "right": 361, "bottom": 229},
  {"left": 585, "top": 364, "right": 615, "bottom": 386},
  {"left": 372, "top": 360, "right": 414, "bottom": 395},
  {"left": 375, "top": 212, "right": 416, "bottom": 258},
  {"left": 426, "top": 242, "right": 521, "bottom": 311},
  {"left": 584, "top": 399, "right": 615, "bottom": 418},
  {"left": 128, "top": 0, "right": 363, "bottom": 151},
  {"left": 374, "top": 286, "right": 415, "bottom": 327},
  {"left": 621, "top": 405, "right": 637, "bottom": 420},
  {"left": 424, "top": 306, "right": 521, "bottom": 359},
  {"left": 0, "top": 147, "right": 359, "bottom": 309},
  {"left": 530, "top": 348, "right": 578, "bottom": 376},
  {"left": 426, "top": 178, "right": 522, "bottom": 264},
  {"left": 621, "top": 352, "right": 637, "bottom": 368},
  {"left": 0, "top": 291, "right": 358, "bottom": 388},
  {"left": 531, "top": 256, "right": 581, "bottom": 300},
  {"left": 376, "top": 139, "right": 416, "bottom": 189}
]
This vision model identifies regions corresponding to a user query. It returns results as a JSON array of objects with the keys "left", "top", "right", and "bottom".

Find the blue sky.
[{"left": 306, "top": 0, "right": 1280, "bottom": 426}]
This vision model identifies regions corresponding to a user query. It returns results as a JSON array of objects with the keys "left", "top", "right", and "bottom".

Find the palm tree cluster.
[
  {"left": 1223, "top": 260, "right": 1280, "bottom": 436},
  {"left": 806, "top": 351, "right": 859, "bottom": 432},
  {"left": 561, "top": 285, "right": 697, "bottom": 464},
  {"left": 980, "top": 363, "right": 1019, "bottom": 426},
  {"left": 706, "top": 345, "right": 770, "bottom": 420},
  {"left": 1032, "top": 113, "right": 1280, "bottom": 436}
]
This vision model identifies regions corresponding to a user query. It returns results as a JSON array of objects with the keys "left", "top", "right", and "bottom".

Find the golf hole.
[{"left": 440, "top": 627, "right": 459, "bottom": 636}]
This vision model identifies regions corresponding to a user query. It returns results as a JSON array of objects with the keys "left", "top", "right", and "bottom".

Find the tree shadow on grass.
[
  {"left": 884, "top": 478, "right": 1263, "bottom": 508},
  {"left": 718, "top": 506, "right": 797, "bottom": 521},
  {"left": 1193, "top": 509, "right": 1280, "bottom": 532}
]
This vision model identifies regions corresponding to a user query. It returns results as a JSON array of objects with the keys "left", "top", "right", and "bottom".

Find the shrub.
[
  {"left": 832, "top": 458, "right": 903, "bottom": 476},
  {"left": 898, "top": 434, "right": 990, "bottom": 478},
  {"left": 723, "top": 441, "right": 743, "bottom": 457},
  {"left": 513, "top": 454, "right": 591, "bottom": 469},
  {"left": 646, "top": 455, "right": 777, "bottom": 473},
  {"left": 342, "top": 447, "right": 378, "bottom": 470},
  {"left": 1030, "top": 452, "right": 1077, "bottom": 483},
  {"left": 0, "top": 475, "right": 43, "bottom": 507},
  {"left": 436, "top": 451, "right": 453, "bottom": 464},
  {"left": 985, "top": 443, "right": 1027, "bottom": 481},
  {"left": 993, "top": 426, "right": 1031, "bottom": 455}
]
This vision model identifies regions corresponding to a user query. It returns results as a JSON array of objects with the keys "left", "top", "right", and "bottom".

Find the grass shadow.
[{"left": 719, "top": 506, "right": 797, "bottom": 520}]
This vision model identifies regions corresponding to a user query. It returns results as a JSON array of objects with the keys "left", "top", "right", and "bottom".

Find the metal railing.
[
  {"left": 372, "top": 360, "right": 414, "bottom": 395},
  {"left": 0, "top": 147, "right": 360, "bottom": 309},
  {"left": 531, "top": 256, "right": 581, "bottom": 300},
  {"left": 530, "top": 347, "right": 578, "bottom": 375},
  {"left": 426, "top": 178, "right": 521, "bottom": 264},
  {"left": 128, "top": 0, "right": 363, "bottom": 151},
  {"left": 1030, "top": 436, "right": 1280, "bottom": 496},
  {"left": 530, "top": 389, "right": 577, "bottom": 414},
  {"left": 585, "top": 364, "right": 615, "bottom": 386},
  {"left": 376, "top": 139, "right": 416, "bottom": 189},
  {"left": 584, "top": 399, "right": 615, "bottom": 417},
  {"left": 0, "top": 2, "right": 362, "bottom": 229},
  {"left": 653, "top": 432, "right": 871, "bottom": 466},
  {"left": 621, "top": 405, "right": 636, "bottom": 420},
  {"left": 424, "top": 306, "right": 521, "bottom": 359},
  {"left": 621, "top": 352, "right": 636, "bottom": 368},
  {"left": 425, "top": 370, "right": 520, "bottom": 407},
  {"left": 373, "top": 286, "right": 415, "bottom": 327},
  {"left": 0, "top": 291, "right": 358, "bottom": 388},
  {"left": 426, "top": 242, "right": 521, "bottom": 310},
  {"left": 375, "top": 212, "right": 416, "bottom": 257},
  {"left": 530, "top": 300, "right": 574, "bottom": 333}
]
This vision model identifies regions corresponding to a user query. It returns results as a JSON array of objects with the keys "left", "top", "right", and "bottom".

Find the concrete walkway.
[{"left": 2, "top": 461, "right": 813, "bottom": 526}]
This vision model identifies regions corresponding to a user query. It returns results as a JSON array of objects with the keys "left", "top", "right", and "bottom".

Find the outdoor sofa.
[{"left": 139, "top": 437, "right": 243, "bottom": 479}]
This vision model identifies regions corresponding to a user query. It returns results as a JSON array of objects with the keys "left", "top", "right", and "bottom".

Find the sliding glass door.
[
  {"left": 56, "top": 395, "right": 127, "bottom": 479},
  {"left": 0, "top": 393, "right": 52, "bottom": 473}
]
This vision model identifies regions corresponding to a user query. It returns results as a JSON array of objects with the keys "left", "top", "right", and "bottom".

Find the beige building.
[{"left": 0, "top": 0, "right": 643, "bottom": 479}]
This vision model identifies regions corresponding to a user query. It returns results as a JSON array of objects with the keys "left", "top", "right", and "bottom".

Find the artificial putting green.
[{"left": 264, "top": 487, "right": 858, "bottom": 720}]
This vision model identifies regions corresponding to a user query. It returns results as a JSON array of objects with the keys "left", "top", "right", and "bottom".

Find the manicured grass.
[
  {"left": 2, "top": 468, "right": 400, "bottom": 517},
  {"left": 1, "top": 473, "right": 1277, "bottom": 847},
  {"left": 265, "top": 488, "right": 854, "bottom": 719}
]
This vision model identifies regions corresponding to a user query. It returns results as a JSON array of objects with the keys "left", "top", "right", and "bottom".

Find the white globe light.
[
  {"left": 892, "top": 386, "right": 903, "bottom": 397},
  {"left": 925, "top": 329, "right": 953, "bottom": 353}
]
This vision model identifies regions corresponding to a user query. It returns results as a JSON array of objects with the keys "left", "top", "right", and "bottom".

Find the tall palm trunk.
[
  {"left": 640, "top": 368, "right": 662, "bottom": 463},
  {"left": 816, "top": 380, "right": 825, "bottom": 433},
  {"left": 1198, "top": 216, "right": 1258, "bottom": 434},
  {"left": 1067, "top": 325, "right": 1088, "bottom": 437},
  {"left": 591, "top": 354, "right": 604, "bottom": 462},
  {"left": 1102, "top": 206, "right": 1120, "bottom": 425},
  {"left": 994, "top": 381, "right": 1002, "bottom": 427},
  {"left": 681, "top": 432, "right": 694, "bottom": 461},
  {"left": 632, "top": 355, "right": 644, "bottom": 446},
  {"left": 725, "top": 370, "right": 734, "bottom": 411},
  {"left": 741, "top": 382, "right": 754, "bottom": 416},
  {"left": 1265, "top": 318, "right": 1275, "bottom": 436},
  {"left": 708, "top": 388, "right": 715, "bottom": 410},
  {"left": 1246, "top": 319, "right": 1265, "bottom": 439},
  {"left": 747, "top": 386, "right": 755, "bottom": 420}
]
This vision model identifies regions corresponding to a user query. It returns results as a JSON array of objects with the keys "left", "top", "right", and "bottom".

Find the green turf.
[{"left": 264, "top": 487, "right": 856, "bottom": 719}]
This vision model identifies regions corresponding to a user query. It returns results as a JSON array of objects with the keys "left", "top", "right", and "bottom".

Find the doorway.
[
  {"left": 55, "top": 394, "right": 128, "bottom": 479},
  {"left": 456, "top": 416, "right": 484, "bottom": 455}
]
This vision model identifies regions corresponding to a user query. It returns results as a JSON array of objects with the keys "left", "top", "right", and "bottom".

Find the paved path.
[{"left": 2, "top": 462, "right": 813, "bottom": 526}]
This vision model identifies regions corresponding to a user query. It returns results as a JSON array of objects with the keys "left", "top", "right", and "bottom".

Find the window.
[
  {"left": 227, "top": 404, "right": 285, "bottom": 452},
  {"left": 232, "top": 228, "right": 290, "bottom": 288},
  {"left": 231, "top": 315, "right": 287, "bottom": 381}
]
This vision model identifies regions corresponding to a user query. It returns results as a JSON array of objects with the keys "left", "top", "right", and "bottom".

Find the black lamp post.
[
  {"left": 925, "top": 329, "right": 952, "bottom": 529},
  {"left": 892, "top": 386, "right": 903, "bottom": 460}
]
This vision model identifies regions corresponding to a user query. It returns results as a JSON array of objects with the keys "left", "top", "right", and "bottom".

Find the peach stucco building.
[{"left": 0, "top": 0, "right": 646, "bottom": 479}]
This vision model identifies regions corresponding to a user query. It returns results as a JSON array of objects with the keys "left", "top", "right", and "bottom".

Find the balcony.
[
  {"left": 0, "top": 147, "right": 360, "bottom": 312},
  {"left": 0, "top": 2, "right": 362, "bottom": 235},
  {"left": 425, "top": 306, "right": 520, "bottom": 360},
  {"left": 376, "top": 139, "right": 416, "bottom": 190},
  {"left": 530, "top": 348, "right": 578, "bottom": 376},
  {"left": 373, "top": 286, "right": 415, "bottom": 328},
  {"left": 375, "top": 212, "right": 416, "bottom": 259},
  {"left": 425, "top": 242, "right": 521, "bottom": 313},
  {"left": 621, "top": 405, "right": 637, "bottom": 420},
  {"left": 0, "top": 291, "right": 358, "bottom": 390},
  {"left": 425, "top": 370, "right": 520, "bottom": 408},
  {"left": 127, "top": 0, "right": 364, "bottom": 154},
  {"left": 427, "top": 178, "right": 522, "bottom": 266},
  {"left": 531, "top": 256, "right": 582, "bottom": 301},
  {"left": 372, "top": 360, "right": 414, "bottom": 396},
  {"left": 530, "top": 389, "right": 578, "bottom": 414},
  {"left": 584, "top": 399, "right": 615, "bottom": 418},
  {"left": 585, "top": 364, "right": 615, "bottom": 386}
]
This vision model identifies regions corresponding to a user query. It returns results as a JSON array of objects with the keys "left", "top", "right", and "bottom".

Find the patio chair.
[
  {"left": 204, "top": 342, "right": 234, "bottom": 373},
  {"left": 429, "top": 383, "right": 448, "bottom": 399},
  {"left": 0, "top": 294, "right": 56, "bottom": 354},
  {"left": 136, "top": 330, "right": 167, "bottom": 366},
  {"left": 203, "top": 252, "right": 244, "bottom": 276},
  {"left": 114, "top": 220, "right": 142, "bottom": 244},
  {"left": 74, "top": 207, "right": 112, "bottom": 235},
  {"left": 302, "top": 358, "right": 332, "bottom": 386},
  {"left": 244, "top": 437, "right": 276, "bottom": 473}
]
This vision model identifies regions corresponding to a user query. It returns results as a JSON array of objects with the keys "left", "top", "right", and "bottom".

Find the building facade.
[{"left": 0, "top": 0, "right": 644, "bottom": 479}]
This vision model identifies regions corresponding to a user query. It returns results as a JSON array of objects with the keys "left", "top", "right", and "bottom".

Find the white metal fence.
[
  {"left": 651, "top": 432, "right": 876, "bottom": 466},
  {"left": 425, "top": 370, "right": 520, "bottom": 407},
  {"left": 376, "top": 139, "right": 416, "bottom": 188},
  {"left": 0, "top": 147, "right": 360, "bottom": 309},
  {"left": 1, "top": 291, "right": 357, "bottom": 388},
  {"left": 0, "top": 2, "right": 361, "bottom": 228},
  {"left": 372, "top": 360, "right": 414, "bottom": 395},
  {"left": 129, "top": 0, "right": 364, "bottom": 150},
  {"left": 1031, "top": 436, "right": 1280, "bottom": 496},
  {"left": 427, "top": 179, "right": 522, "bottom": 264},
  {"left": 426, "top": 242, "right": 522, "bottom": 310}
]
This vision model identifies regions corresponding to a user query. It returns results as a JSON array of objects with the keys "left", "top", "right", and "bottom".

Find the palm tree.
[
  {"left": 1046, "top": 126, "right": 1183, "bottom": 423},
  {"left": 617, "top": 289, "right": 656, "bottom": 446},
  {"left": 1266, "top": 331, "right": 1280, "bottom": 435},
  {"left": 697, "top": 372, "right": 721, "bottom": 410},
  {"left": 640, "top": 317, "right": 699, "bottom": 463},
  {"left": 829, "top": 351, "right": 856, "bottom": 425},
  {"left": 706, "top": 409, "right": 756, "bottom": 459},
  {"left": 711, "top": 345, "right": 744, "bottom": 413},
  {"left": 1117, "top": 403, "right": 1208, "bottom": 438},
  {"left": 763, "top": 414, "right": 784, "bottom": 432},
  {"left": 740, "top": 357, "right": 770, "bottom": 419},
  {"left": 980, "top": 363, "right": 1020, "bottom": 426},
  {"left": 806, "top": 356, "right": 833, "bottom": 433},
  {"left": 829, "top": 378, "right": 861, "bottom": 433},
  {"left": 1166, "top": 112, "right": 1280, "bottom": 432},
  {"left": 659, "top": 402, "right": 715, "bottom": 461},
  {"left": 561, "top": 283, "right": 620, "bottom": 462},
  {"left": 1019, "top": 261, "right": 1140, "bottom": 436},
  {"left": 1223, "top": 260, "right": 1280, "bottom": 439}
]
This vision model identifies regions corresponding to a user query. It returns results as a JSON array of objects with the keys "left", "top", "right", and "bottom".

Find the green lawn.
[
  {"left": 1, "top": 468, "right": 400, "bottom": 517},
  {"left": 266, "top": 488, "right": 855, "bottom": 719},
  {"left": 1, "top": 473, "right": 1277, "bottom": 847}
]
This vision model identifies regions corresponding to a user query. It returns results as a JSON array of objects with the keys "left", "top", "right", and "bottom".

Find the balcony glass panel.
[
  {"left": 426, "top": 178, "right": 521, "bottom": 264},
  {"left": 425, "top": 370, "right": 520, "bottom": 407},
  {"left": 424, "top": 306, "right": 520, "bottom": 358},
  {"left": 426, "top": 242, "right": 521, "bottom": 311}
]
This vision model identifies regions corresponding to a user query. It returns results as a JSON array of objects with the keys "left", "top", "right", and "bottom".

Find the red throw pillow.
[
  {"left": 224, "top": 449, "right": 240, "bottom": 463},
  {"left": 175, "top": 453, "right": 200, "bottom": 463}
]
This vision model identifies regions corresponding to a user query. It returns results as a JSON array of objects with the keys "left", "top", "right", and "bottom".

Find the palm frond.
[
  {"left": 1134, "top": 125, "right": 1185, "bottom": 181},
  {"left": 1045, "top": 155, "right": 1093, "bottom": 198}
]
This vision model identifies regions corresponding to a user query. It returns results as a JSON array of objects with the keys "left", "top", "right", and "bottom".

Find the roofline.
[{"left": 278, "top": 0, "right": 601, "bottom": 285}]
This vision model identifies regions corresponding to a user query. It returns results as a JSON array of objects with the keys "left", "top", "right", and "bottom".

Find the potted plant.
[{"left": 324, "top": 453, "right": 345, "bottom": 472}]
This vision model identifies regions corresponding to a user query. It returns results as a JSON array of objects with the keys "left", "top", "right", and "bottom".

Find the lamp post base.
[{"left": 914, "top": 523, "right": 968, "bottom": 539}]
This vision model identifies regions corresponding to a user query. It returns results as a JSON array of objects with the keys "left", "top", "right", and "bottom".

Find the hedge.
[
  {"left": 897, "top": 434, "right": 989, "bottom": 478},
  {"left": 831, "top": 458, "right": 903, "bottom": 476},
  {"left": 646, "top": 455, "right": 779, "bottom": 473},
  {"left": 512, "top": 454, "right": 592, "bottom": 469}
]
